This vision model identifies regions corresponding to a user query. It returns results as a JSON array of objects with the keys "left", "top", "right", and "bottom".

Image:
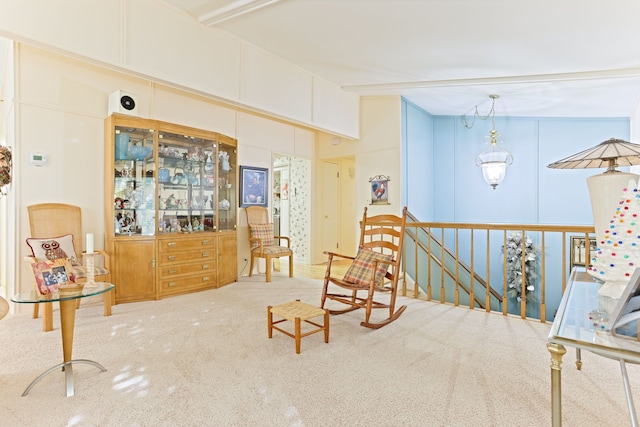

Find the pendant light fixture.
[{"left": 463, "top": 94, "right": 514, "bottom": 190}]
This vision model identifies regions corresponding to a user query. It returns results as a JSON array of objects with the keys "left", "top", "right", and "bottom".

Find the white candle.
[{"left": 86, "top": 233, "right": 94, "bottom": 254}]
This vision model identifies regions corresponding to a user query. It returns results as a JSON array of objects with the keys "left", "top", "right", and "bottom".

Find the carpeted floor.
[{"left": 0, "top": 273, "right": 638, "bottom": 426}]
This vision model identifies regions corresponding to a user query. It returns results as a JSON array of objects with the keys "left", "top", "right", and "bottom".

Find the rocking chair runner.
[{"left": 321, "top": 206, "right": 408, "bottom": 329}]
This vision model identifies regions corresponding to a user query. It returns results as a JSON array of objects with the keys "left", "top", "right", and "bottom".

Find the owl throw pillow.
[{"left": 26, "top": 234, "right": 79, "bottom": 265}]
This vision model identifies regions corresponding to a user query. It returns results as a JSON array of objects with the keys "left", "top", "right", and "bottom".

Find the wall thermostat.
[{"left": 30, "top": 152, "right": 48, "bottom": 166}]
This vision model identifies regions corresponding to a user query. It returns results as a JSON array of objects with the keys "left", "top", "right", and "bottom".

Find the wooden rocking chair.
[{"left": 321, "top": 206, "right": 408, "bottom": 329}]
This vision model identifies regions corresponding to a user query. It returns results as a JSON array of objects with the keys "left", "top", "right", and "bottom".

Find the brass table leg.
[{"left": 548, "top": 343, "right": 567, "bottom": 427}]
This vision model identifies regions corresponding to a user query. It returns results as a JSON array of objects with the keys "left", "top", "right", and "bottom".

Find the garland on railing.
[{"left": 502, "top": 233, "right": 540, "bottom": 303}]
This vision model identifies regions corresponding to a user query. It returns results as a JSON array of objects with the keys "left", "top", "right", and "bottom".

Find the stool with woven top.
[{"left": 268, "top": 299, "right": 329, "bottom": 354}]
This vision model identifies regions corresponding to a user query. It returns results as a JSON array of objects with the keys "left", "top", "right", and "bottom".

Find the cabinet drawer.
[
  {"left": 161, "top": 272, "right": 217, "bottom": 291},
  {"left": 159, "top": 249, "right": 214, "bottom": 264},
  {"left": 160, "top": 261, "right": 215, "bottom": 277},
  {"left": 159, "top": 237, "right": 216, "bottom": 253}
]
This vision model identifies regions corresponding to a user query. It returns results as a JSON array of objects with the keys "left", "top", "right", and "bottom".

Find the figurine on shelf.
[
  {"left": 219, "top": 150, "right": 231, "bottom": 171},
  {"left": 203, "top": 195, "right": 213, "bottom": 209},
  {"left": 192, "top": 218, "right": 200, "bottom": 230},
  {"left": 166, "top": 194, "right": 177, "bottom": 209},
  {"left": 118, "top": 213, "right": 134, "bottom": 233}
]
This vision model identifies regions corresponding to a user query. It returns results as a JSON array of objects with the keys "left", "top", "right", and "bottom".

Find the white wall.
[
  {"left": 0, "top": 0, "right": 359, "bottom": 138},
  {"left": 314, "top": 96, "right": 403, "bottom": 262}
]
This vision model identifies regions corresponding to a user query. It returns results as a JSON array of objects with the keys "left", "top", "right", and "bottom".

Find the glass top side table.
[
  {"left": 548, "top": 267, "right": 640, "bottom": 426},
  {"left": 12, "top": 283, "right": 114, "bottom": 397}
]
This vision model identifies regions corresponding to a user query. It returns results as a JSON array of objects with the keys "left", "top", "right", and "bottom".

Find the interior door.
[{"left": 321, "top": 161, "right": 339, "bottom": 261}]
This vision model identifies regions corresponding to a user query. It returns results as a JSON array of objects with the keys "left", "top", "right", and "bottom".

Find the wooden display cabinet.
[
  {"left": 218, "top": 234, "right": 238, "bottom": 286},
  {"left": 104, "top": 114, "right": 238, "bottom": 303},
  {"left": 113, "top": 238, "right": 156, "bottom": 303}
]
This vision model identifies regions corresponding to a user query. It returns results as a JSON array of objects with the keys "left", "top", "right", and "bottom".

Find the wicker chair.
[
  {"left": 245, "top": 206, "right": 293, "bottom": 282},
  {"left": 321, "top": 206, "right": 408, "bottom": 329},
  {"left": 27, "top": 203, "right": 111, "bottom": 331}
]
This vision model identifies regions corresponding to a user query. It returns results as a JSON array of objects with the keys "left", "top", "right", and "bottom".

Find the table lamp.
[
  {"left": 549, "top": 138, "right": 640, "bottom": 298},
  {"left": 548, "top": 138, "right": 640, "bottom": 247}
]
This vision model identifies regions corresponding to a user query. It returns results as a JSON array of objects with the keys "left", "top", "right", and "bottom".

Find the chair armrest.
[
  {"left": 248, "top": 237, "right": 264, "bottom": 253},
  {"left": 83, "top": 250, "right": 110, "bottom": 271},
  {"left": 323, "top": 251, "right": 356, "bottom": 261},
  {"left": 274, "top": 235, "right": 290, "bottom": 247}
]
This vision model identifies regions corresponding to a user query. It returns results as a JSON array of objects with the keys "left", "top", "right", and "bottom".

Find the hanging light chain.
[{"left": 461, "top": 94, "right": 499, "bottom": 129}]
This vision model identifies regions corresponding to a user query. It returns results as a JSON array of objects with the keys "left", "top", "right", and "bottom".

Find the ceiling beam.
[
  {"left": 343, "top": 67, "right": 640, "bottom": 92},
  {"left": 198, "top": 0, "right": 282, "bottom": 26}
]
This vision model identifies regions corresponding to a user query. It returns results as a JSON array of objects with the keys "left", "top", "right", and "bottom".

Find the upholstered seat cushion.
[
  {"left": 249, "top": 223, "right": 275, "bottom": 248},
  {"left": 343, "top": 247, "right": 394, "bottom": 286},
  {"left": 252, "top": 246, "right": 291, "bottom": 255},
  {"left": 69, "top": 265, "right": 109, "bottom": 279}
]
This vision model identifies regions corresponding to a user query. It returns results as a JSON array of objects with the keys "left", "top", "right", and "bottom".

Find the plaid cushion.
[
  {"left": 249, "top": 223, "right": 275, "bottom": 249},
  {"left": 343, "top": 247, "right": 393, "bottom": 286},
  {"left": 252, "top": 246, "right": 290, "bottom": 255},
  {"left": 69, "top": 265, "right": 109, "bottom": 279}
]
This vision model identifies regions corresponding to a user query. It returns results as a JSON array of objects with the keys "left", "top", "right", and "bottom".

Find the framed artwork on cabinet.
[{"left": 240, "top": 166, "right": 268, "bottom": 208}]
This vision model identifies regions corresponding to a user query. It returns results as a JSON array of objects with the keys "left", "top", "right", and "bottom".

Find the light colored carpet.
[{"left": 0, "top": 273, "right": 639, "bottom": 426}]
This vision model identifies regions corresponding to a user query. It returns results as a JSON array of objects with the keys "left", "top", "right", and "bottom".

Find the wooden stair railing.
[{"left": 401, "top": 211, "right": 595, "bottom": 322}]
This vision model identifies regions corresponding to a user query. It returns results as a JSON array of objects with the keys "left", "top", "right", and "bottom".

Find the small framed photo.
[
  {"left": 240, "top": 165, "right": 268, "bottom": 208},
  {"left": 570, "top": 236, "right": 596, "bottom": 269},
  {"left": 31, "top": 258, "right": 75, "bottom": 295}
]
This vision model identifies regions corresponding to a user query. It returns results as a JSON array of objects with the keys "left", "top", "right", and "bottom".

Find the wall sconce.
[{"left": 463, "top": 94, "right": 513, "bottom": 189}]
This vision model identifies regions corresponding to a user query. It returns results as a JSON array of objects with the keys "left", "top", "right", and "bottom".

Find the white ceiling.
[{"left": 163, "top": 0, "right": 640, "bottom": 118}]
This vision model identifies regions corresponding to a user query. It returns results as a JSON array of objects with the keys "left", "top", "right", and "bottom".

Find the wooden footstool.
[{"left": 268, "top": 299, "right": 329, "bottom": 354}]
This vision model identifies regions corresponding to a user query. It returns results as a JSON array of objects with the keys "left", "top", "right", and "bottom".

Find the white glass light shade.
[
  {"left": 476, "top": 138, "right": 513, "bottom": 189},
  {"left": 480, "top": 159, "right": 507, "bottom": 189}
]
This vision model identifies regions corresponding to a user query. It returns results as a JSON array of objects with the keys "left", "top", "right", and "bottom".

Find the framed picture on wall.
[
  {"left": 240, "top": 165, "right": 268, "bottom": 208},
  {"left": 369, "top": 175, "right": 390, "bottom": 205}
]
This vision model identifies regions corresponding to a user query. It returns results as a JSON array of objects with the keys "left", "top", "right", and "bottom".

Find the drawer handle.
[
  {"left": 202, "top": 276, "right": 210, "bottom": 281},
  {"left": 168, "top": 242, "right": 177, "bottom": 247},
  {"left": 168, "top": 269, "right": 177, "bottom": 274},
  {"left": 168, "top": 282, "right": 177, "bottom": 287},
  {"left": 168, "top": 255, "right": 176, "bottom": 261},
  {"left": 202, "top": 264, "right": 209, "bottom": 269},
  {"left": 201, "top": 240, "right": 209, "bottom": 245},
  {"left": 202, "top": 252, "right": 209, "bottom": 257}
]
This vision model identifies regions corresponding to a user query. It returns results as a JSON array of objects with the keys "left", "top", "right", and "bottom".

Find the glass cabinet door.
[
  {"left": 217, "top": 141, "right": 237, "bottom": 231},
  {"left": 157, "top": 131, "right": 216, "bottom": 233},
  {"left": 114, "top": 126, "right": 156, "bottom": 236}
]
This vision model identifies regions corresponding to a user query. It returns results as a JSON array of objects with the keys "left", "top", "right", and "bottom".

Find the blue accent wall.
[
  {"left": 403, "top": 99, "right": 434, "bottom": 220},
  {"left": 404, "top": 101, "right": 630, "bottom": 225},
  {"left": 403, "top": 98, "right": 631, "bottom": 318}
]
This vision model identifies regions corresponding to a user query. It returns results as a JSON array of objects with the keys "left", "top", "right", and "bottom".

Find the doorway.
[
  {"left": 321, "top": 161, "right": 339, "bottom": 259},
  {"left": 320, "top": 157, "right": 357, "bottom": 261},
  {"left": 273, "top": 153, "right": 311, "bottom": 264}
]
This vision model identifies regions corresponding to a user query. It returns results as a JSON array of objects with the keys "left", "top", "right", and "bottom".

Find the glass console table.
[
  {"left": 548, "top": 267, "right": 640, "bottom": 426},
  {"left": 11, "top": 283, "right": 114, "bottom": 397}
]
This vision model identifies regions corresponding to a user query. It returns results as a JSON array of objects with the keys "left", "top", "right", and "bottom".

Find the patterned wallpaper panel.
[{"left": 288, "top": 157, "right": 310, "bottom": 263}]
